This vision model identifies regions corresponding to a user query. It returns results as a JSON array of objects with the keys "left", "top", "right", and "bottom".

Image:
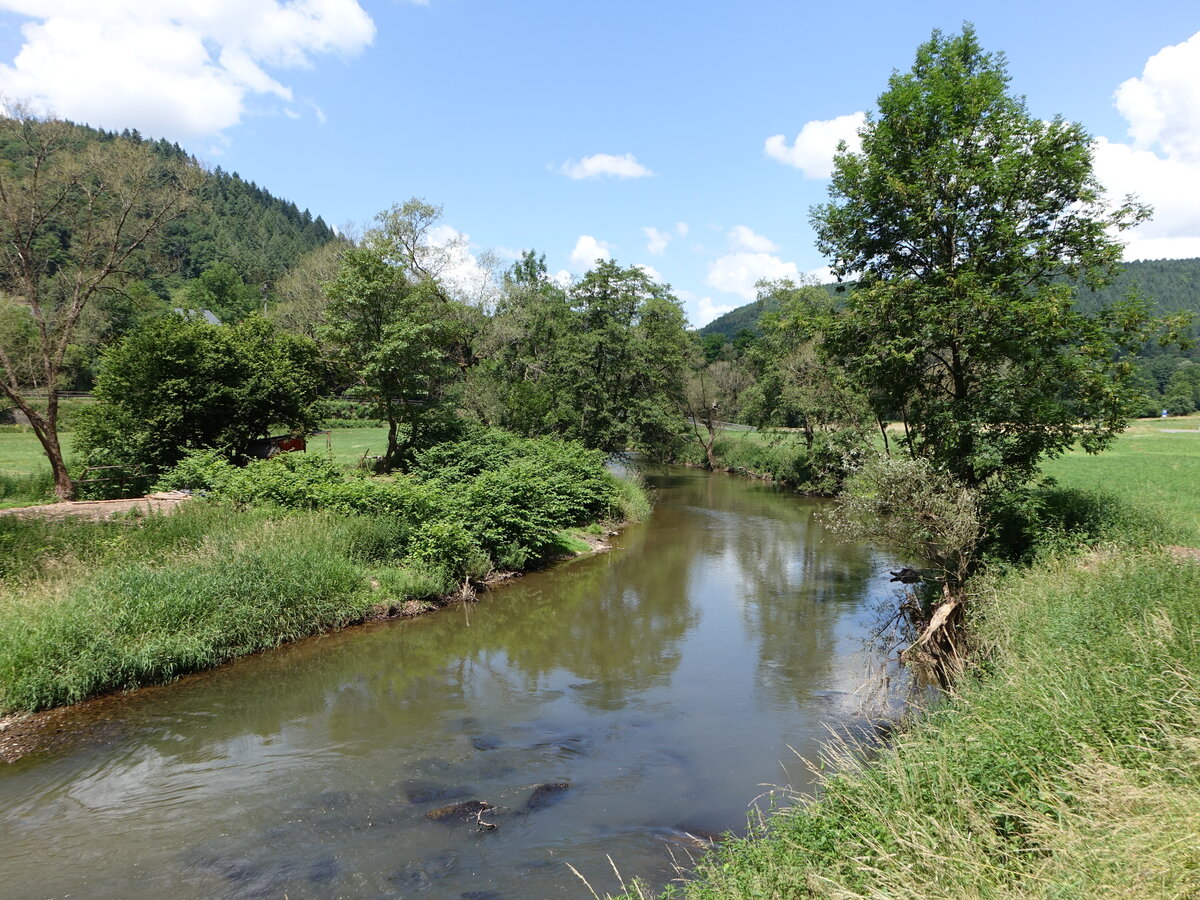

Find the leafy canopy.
[
  {"left": 810, "top": 25, "right": 1173, "bottom": 488},
  {"left": 75, "top": 317, "right": 323, "bottom": 479}
]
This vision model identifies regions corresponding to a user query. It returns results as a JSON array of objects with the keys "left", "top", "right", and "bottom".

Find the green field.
[{"left": 1041, "top": 414, "right": 1200, "bottom": 546}]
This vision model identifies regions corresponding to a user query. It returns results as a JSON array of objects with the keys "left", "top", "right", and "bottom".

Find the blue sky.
[{"left": 1, "top": 1, "right": 1198, "bottom": 326}]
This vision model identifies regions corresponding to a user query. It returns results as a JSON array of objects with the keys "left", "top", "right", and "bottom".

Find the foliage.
[
  {"left": 173, "top": 261, "right": 262, "bottom": 323},
  {"left": 0, "top": 508, "right": 366, "bottom": 711},
  {"left": 155, "top": 429, "right": 627, "bottom": 577},
  {"left": 322, "top": 219, "right": 464, "bottom": 470},
  {"left": 161, "top": 162, "right": 339, "bottom": 286},
  {"left": 0, "top": 427, "right": 652, "bottom": 712},
  {"left": 830, "top": 455, "right": 981, "bottom": 594},
  {"left": 0, "top": 106, "right": 203, "bottom": 498},
  {"left": 699, "top": 257, "right": 1200, "bottom": 347},
  {"left": 810, "top": 25, "right": 1169, "bottom": 489},
  {"left": 465, "top": 254, "right": 690, "bottom": 456},
  {"left": 74, "top": 317, "right": 323, "bottom": 481},
  {"left": 561, "top": 261, "right": 690, "bottom": 454},
  {"left": 269, "top": 241, "right": 348, "bottom": 341},
  {"left": 741, "top": 279, "right": 873, "bottom": 445}
]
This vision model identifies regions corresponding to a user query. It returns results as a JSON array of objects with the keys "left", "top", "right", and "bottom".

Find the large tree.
[
  {"left": 810, "top": 26, "right": 1167, "bottom": 488},
  {"left": 0, "top": 107, "right": 201, "bottom": 498},
  {"left": 555, "top": 261, "right": 690, "bottom": 454},
  {"left": 323, "top": 241, "right": 461, "bottom": 471}
]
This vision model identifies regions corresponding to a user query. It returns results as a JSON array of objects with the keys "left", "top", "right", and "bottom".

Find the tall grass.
[{"left": 0, "top": 508, "right": 370, "bottom": 711}]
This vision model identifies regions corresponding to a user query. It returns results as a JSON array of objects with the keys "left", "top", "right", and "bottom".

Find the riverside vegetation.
[
  {"left": 0, "top": 429, "right": 650, "bottom": 713},
  {"left": 615, "top": 424, "right": 1200, "bottom": 899}
]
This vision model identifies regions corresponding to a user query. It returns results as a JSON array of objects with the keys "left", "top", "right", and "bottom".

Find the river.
[{"left": 0, "top": 469, "right": 904, "bottom": 899}]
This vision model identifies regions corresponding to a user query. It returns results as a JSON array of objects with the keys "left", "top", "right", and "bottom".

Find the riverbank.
[
  {"left": 623, "top": 426, "right": 1200, "bottom": 898},
  {"left": 0, "top": 430, "right": 651, "bottom": 727}
]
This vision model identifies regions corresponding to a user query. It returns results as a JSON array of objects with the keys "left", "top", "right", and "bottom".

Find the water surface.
[{"left": 0, "top": 470, "right": 902, "bottom": 899}]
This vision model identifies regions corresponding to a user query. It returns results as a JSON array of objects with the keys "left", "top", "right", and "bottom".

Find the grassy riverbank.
[
  {"left": 626, "top": 423, "right": 1200, "bottom": 899},
  {"left": 0, "top": 430, "right": 651, "bottom": 714}
]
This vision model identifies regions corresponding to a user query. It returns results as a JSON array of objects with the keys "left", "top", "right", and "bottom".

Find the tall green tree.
[
  {"left": 555, "top": 261, "right": 689, "bottom": 454},
  {"left": 810, "top": 25, "right": 1172, "bottom": 488},
  {"left": 0, "top": 107, "right": 202, "bottom": 498},
  {"left": 323, "top": 243, "right": 461, "bottom": 471},
  {"left": 463, "top": 251, "right": 571, "bottom": 434}
]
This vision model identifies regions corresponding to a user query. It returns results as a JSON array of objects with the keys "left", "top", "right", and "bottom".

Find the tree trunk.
[
  {"left": 385, "top": 414, "right": 400, "bottom": 472},
  {"left": 3, "top": 388, "right": 74, "bottom": 500}
]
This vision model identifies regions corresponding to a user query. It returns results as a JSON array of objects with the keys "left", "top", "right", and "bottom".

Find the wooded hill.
[
  {"left": 0, "top": 120, "right": 339, "bottom": 291},
  {"left": 699, "top": 257, "right": 1200, "bottom": 341}
]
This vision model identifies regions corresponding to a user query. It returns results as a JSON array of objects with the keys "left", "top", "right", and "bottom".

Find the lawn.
[{"left": 1041, "top": 413, "right": 1200, "bottom": 546}]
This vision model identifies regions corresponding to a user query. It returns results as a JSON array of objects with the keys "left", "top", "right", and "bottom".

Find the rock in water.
[
  {"left": 425, "top": 800, "right": 493, "bottom": 823},
  {"left": 524, "top": 782, "right": 570, "bottom": 811}
]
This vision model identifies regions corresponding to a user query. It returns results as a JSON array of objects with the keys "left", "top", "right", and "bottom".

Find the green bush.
[{"left": 149, "top": 428, "right": 639, "bottom": 581}]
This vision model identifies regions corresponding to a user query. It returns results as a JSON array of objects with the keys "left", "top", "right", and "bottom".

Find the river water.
[{"left": 0, "top": 470, "right": 904, "bottom": 899}]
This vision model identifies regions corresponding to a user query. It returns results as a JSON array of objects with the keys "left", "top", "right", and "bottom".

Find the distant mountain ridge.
[{"left": 699, "top": 258, "right": 1200, "bottom": 339}]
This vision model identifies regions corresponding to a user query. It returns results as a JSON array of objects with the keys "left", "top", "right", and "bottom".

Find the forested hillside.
[
  {"left": 700, "top": 257, "right": 1200, "bottom": 339},
  {"left": 0, "top": 117, "right": 342, "bottom": 397},
  {"left": 0, "top": 120, "right": 338, "bottom": 290}
]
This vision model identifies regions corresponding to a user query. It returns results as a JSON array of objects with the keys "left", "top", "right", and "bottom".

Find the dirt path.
[{"left": 0, "top": 491, "right": 191, "bottom": 522}]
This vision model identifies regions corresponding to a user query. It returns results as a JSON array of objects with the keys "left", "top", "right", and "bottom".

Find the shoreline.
[{"left": 0, "top": 523, "right": 623, "bottom": 764}]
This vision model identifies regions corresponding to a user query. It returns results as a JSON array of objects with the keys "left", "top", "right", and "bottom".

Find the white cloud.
[
  {"left": 0, "top": 1, "right": 375, "bottom": 140},
  {"left": 707, "top": 252, "right": 800, "bottom": 301},
  {"left": 423, "top": 224, "right": 500, "bottom": 307},
  {"left": 569, "top": 235, "right": 611, "bottom": 271},
  {"left": 678, "top": 289, "right": 734, "bottom": 329},
  {"left": 694, "top": 296, "right": 735, "bottom": 328},
  {"left": 704, "top": 226, "right": 798, "bottom": 301},
  {"left": 643, "top": 226, "right": 671, "bottom": 255},
  {"left": 635, "top": 263, "right": 663, "bottom": 281},
  {"left": 1114, "top": 31, "right": 1200, "bottom": 164},
  {"left": 559, "top": 152, "right": 653, "bottom": 180},
  {"left": 675, "top": 222, "right": 689, "bottom": 238},
  {"left": 1095, "top": 31, "right": 1200, "bottom": 261},
  {"left": 764, "top": 111, "right": 865, "bottom": 178},
  {"left": 551, "top": 269, "right": 573, "bottom": 288},
  {"left": 728, "top": 224, "right": 778, "bottom": 253}
]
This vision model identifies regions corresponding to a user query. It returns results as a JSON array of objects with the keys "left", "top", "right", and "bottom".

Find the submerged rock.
[
  {"left": 470, "top": 735, "right": 503, "bottom": 751},
  {"left": 425, "top": 800, "right": 494, "bottom": 823},
  {"left": 308, "top": 853, "right": 338, "bottom": 883},
  {"left": 388, "top": 853, "right": 457, "bottom": 889},
  {"left": 524, "top": 782, "right": 570, "bottom": 811}
]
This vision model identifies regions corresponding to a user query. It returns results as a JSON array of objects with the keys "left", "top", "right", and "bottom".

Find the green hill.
[
  {"left": 0, "top": 120, "right": 339, "bottom": 291},
  {"left": 699, "top": 258, "right": 1200, "bottom": 339}
]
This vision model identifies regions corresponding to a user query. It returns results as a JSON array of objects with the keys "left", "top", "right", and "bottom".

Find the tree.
[
  {"left": 744, "top": 279, "right": 872, "bottom": 446},
  {"left": 174, "top": 262, "right": 261, "bottom": 323},
  {"left": 554, "top": 261, "right": 689, "bottom": 454},
  {"left": 683, "top": 352, "right": 754, "bottom": 469},
  {"left": 269, "top": 240, "right": 348, "bottom": 341},
  {"left": 75, "top": 317, "right": 323, "bottom": 480},
  {"left": 0, "top": 107, "right": 201, "bottom": 498},
  {"left": 462, "top": 250, "right": 571, "bottom": 434},
  {"left": 323, "top": 241, "right": 461, "bottom": 471},
  {"left": 810, "top": 26, "right": 1171, "bottom": 489}
]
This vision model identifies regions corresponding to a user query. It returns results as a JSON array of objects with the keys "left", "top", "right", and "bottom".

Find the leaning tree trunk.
[{"left": 9, "top": 391, "right": 74, "bottom": 500}]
